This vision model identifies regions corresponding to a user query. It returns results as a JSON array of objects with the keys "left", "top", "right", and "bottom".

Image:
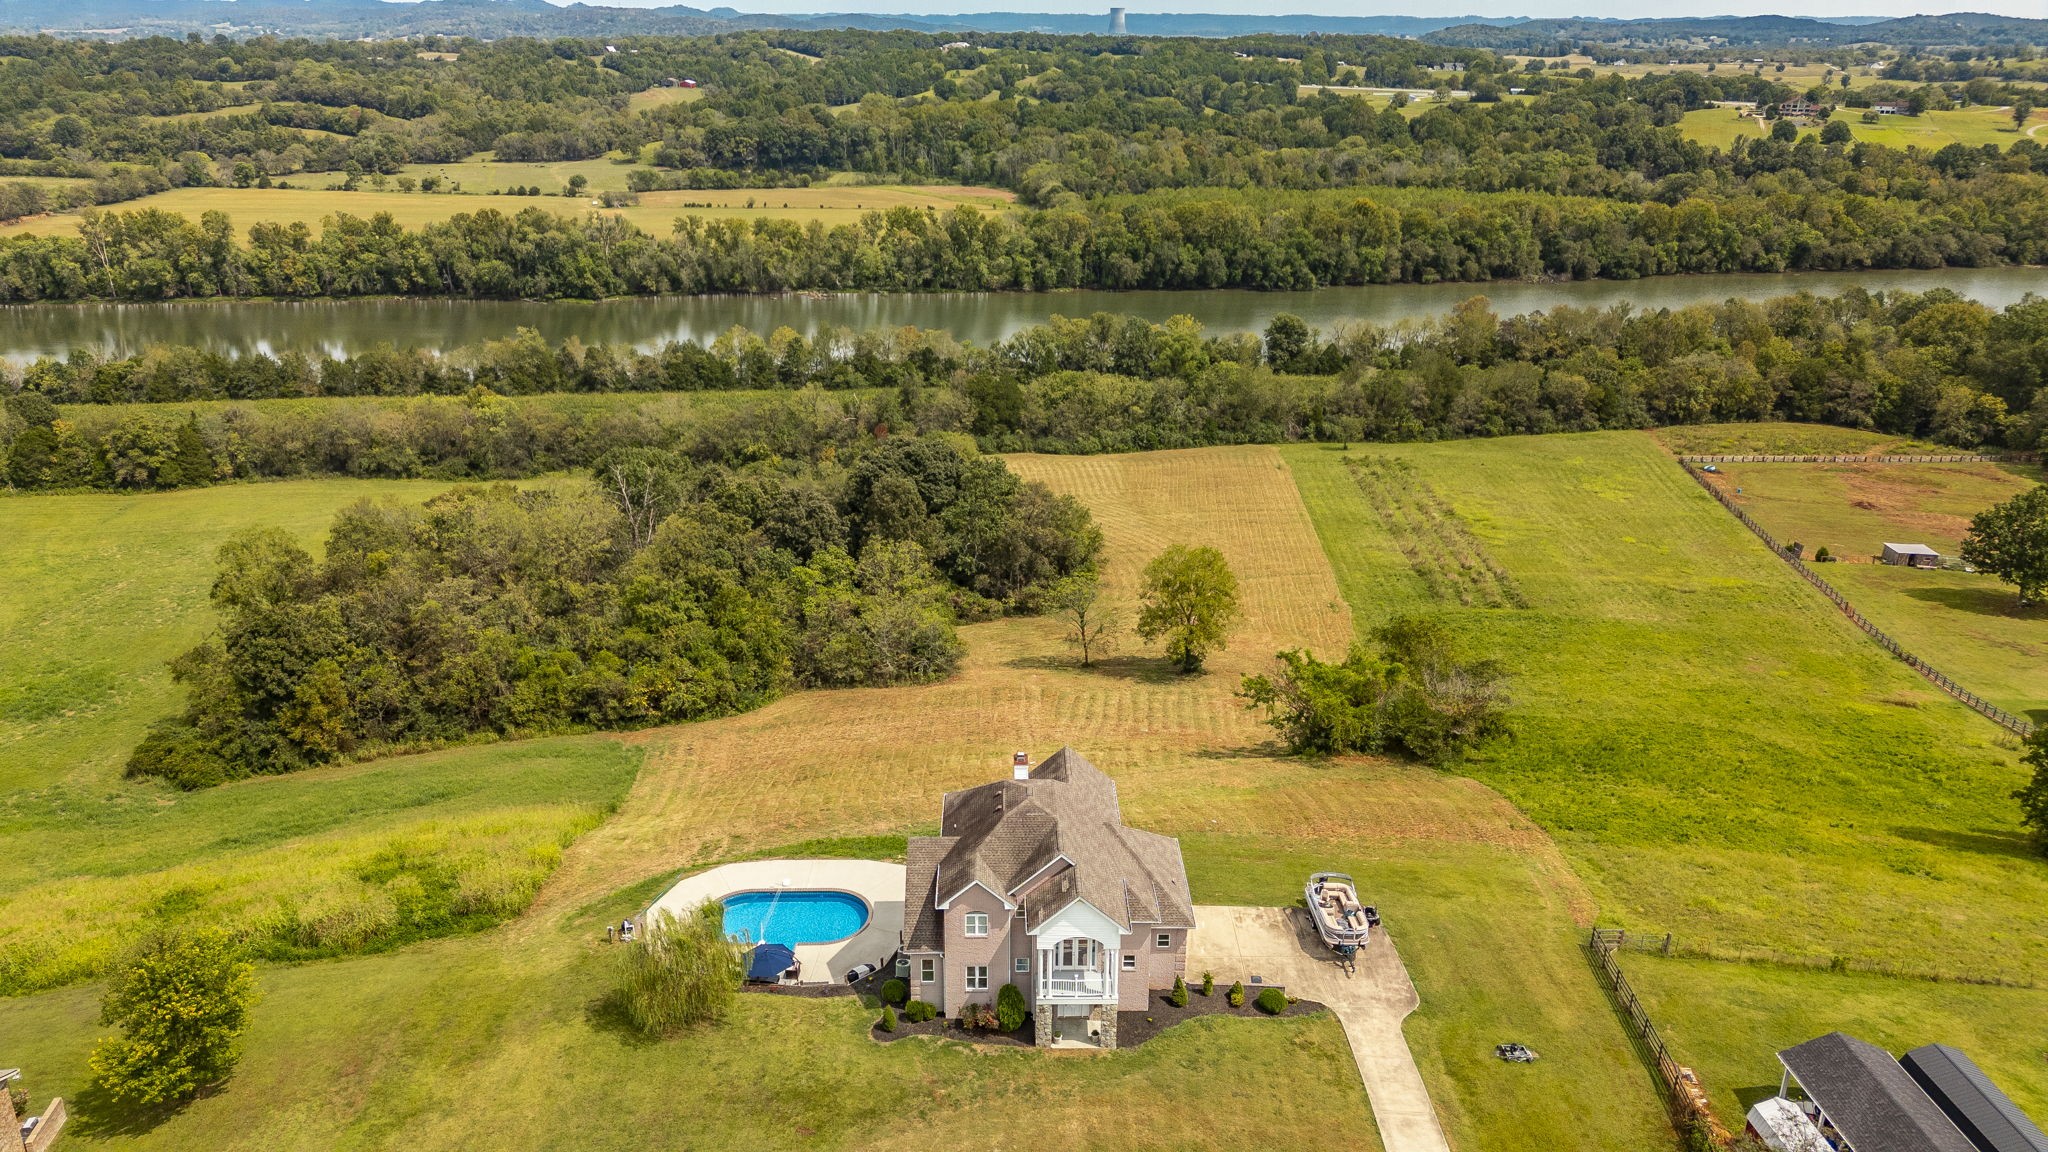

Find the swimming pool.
[{"left": 722, "top": 890, "right": 871, "bottom": 946}]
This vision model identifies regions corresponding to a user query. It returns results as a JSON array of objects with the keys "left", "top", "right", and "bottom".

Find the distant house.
[
  {"left": 1777, "top": 1033, "right": 1977, "bottom": 1152},
  {"left": 1901, "top": 1044, "right": 2048, "bottom": 1152},
  {"left": 900, "top": 748, "right": 1195, "bottom": 1049},
  {"left": 1881, "top": 543, "right": 1941, "bottom": 568},
  {"left": 940, "top": 40, "right": 971, "bottom": 49},
  {"left": 1873, "top": 101, "right": 1912, "bottom": 115},
  {"left": 1779, "top": 98, "right": 1828, "bottom": 119}
]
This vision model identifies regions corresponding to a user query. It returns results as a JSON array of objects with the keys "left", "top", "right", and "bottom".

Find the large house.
[{"left": 900, "top": 748, "right": 1195, "bottom": 1048}]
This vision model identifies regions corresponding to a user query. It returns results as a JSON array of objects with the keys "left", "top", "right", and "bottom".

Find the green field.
[
  {"left": 1680, "top": 104, "right": 2048, "bottom": 150},
  {"left": 0, "top": 182, "right": 1017, "bottom": 238},
  {"left": 1705, "top": 458, "right": 2048, "bottom": 717}
]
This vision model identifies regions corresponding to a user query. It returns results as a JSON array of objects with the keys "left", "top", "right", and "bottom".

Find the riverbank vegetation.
[{"left": 5, "top": 288, "right": 2043, "bottom": 498}]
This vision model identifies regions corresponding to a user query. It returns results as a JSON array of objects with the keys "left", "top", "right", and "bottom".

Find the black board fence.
[
  {"left": 1678, "top": 460, "right": 2035, "bottom": 738},
  {"left": 1677, "top": 454, "right": 2023, "bottom": 464},
  {"left": 1587, "top": 928, "right": 1728, "bottom": 1144}
]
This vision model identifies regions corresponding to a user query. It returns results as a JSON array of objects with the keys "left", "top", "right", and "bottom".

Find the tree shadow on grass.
[
  {"left": 1735, "top": 1084, "right": 1781, "bottom": 1114},
  {"left": 1003, "top": 653, "right": 1189, "bottom": 685},
  {"left": 1892, "top": 826, "right": 2040, "bottom": 861},
  {"left": 1897, "top": 583, "right": 2038, "bottom": 620},
  {"left": 62, "top": 1080, "right": 201, "bottom": 1140},
  {"left": 583, "top": 989, "right": 663, "bottom": 1049}
]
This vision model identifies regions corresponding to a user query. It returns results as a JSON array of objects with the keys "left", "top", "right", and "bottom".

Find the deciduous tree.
[
  {"left": 1961, "top": 486, "right": 2048, "bottom": 607},
  {"left": 1136, "top": 544, "right": 1238, "bottom": 673}
]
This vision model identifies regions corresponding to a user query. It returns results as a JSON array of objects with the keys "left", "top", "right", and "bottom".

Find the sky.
[{"left": 575, "top": 0, "right": 2048, "bottom": 17}]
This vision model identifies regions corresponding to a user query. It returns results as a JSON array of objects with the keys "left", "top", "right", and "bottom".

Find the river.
[{"left": 2, "top": 267, "right": 2043, "bottom": 361}]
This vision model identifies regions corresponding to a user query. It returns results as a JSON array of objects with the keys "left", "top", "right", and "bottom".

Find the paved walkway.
[
  {"left": 644, "top": 859, "right": 905, "bottom": 983},
  {"left": 1189, "top": 905, "right": 1451, "bottom": 1152}
]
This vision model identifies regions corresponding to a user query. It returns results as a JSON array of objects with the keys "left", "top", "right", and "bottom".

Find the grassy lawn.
[
  {"left": 1650, "top": 420, "right": 1951, "bottom": 457},
  {"left": 0, "top": 445, "right": 1668, "bottom": 1151},
  {"left": 0, "top": 183, "right": 1016, "bottom": 238},
  {"left": 1679, "top": 104, "right": 2047, "bottom": 150},
  {"left": 627, "top": 85, "right": 706, "bottom": 109},
  {"left": 1623, "top": 953, "right": 2048, "bottom": 1126},
  {"left": 1702, "top": 458, "right": 2048, "bottom": 717},
  {"left": 387, "top": 153, "right": 646, "bottom": 194}
]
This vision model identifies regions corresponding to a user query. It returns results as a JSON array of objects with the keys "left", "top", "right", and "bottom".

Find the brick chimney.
[{"left": 1012, "top": 751, "right": 1031, "bottom": 780}]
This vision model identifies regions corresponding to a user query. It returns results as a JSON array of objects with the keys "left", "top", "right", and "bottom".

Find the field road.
[{"left": 1190, "top": 905, "right": 1452, "bottom": 1152}]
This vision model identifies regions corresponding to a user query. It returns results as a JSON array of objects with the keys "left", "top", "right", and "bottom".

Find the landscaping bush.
[
  {"left": 1169, "top": 974, "right": 1188, "bottom": 1007},
  {"left": 996, "top": 982, "right": 1027, "bottom": 1031},
  {"left": 1201, "top": 971, "right": 1214, "bottom": 996},
  {"left": 879, "top": 1005, "right": 897, "bottom": 1033},
  {"left": 880, "top": 977, "right": 907, "bottom": 1006},
  {"left": 1254, "top": 987, "right": 1287, "bottom": 1015},
  {"left": 903, "top": 999, "right": 937, "bottom": 1023},
  {"left": 89, "top": 927, "right": 258, "bottom": 1106},
  {"left": 609, "top": 904, "right": 745, "bottom": 1038},
  {"left": 1815, "top": 545, "right": 1834, "bottom": 562},
  {"left": 1227, "top": 980, "right": 1245, "bottom": 1008}
]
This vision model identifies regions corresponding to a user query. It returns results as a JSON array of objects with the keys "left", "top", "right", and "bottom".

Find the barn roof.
[
  {"left": 1901, "top": 1044, "right": 2048, "bottom": 1152},
  {"left": 1779, "top": 1033, "right": 1974, "bottom": 1152},
  {"left": 1884, "top": 542, "right": 1941, "bottom": 556}
]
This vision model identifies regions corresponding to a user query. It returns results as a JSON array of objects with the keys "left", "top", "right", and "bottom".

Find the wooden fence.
[
  {"left": 1588, "top": 928, "right": 1728, "bottom": 1144},
  {"left": 1676, "top": 454, "right": 2025, "bottom": 464},
  {"left": 1679, "top": 461, "right": 2036, "bottom": 738}
]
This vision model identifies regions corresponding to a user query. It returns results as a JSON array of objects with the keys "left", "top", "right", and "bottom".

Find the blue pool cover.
[
  {"left": 746, "top": 943, "right": 797, "bottom": 981},
  {"left": 723, "top": 890, "right": 870, "bottom": 946}
]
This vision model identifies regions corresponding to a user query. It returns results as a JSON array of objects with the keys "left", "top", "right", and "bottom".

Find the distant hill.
[{"left": 1422, "top": 12, "right": 2048, "bottom": 51}]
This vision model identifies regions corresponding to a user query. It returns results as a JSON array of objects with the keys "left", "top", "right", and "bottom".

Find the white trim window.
[
  {"left": 1122, "top": 954, "right": 1137, "bottom": 971},
  {"left": 964, "top": 912, "right": 990, "bottom": 937},
  {"left": 1156, "top": 932, "right": 1172, "bottom": 949},
  {"left": 1053, "top": 938, "right": 1100, "bottom": 968},
  {"left": 920, "top": 957, "right": 935, "bottom": 983},
  {"left": 966, "top": 965, "right": 989, "bottom": 991},
  {"left": 1014, "top": 955, "right": 1030, "bottom": 973}
]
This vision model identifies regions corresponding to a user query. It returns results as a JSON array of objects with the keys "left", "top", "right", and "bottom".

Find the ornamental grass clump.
[{"left": 611, "top": 904, "right": 745, "bottom": 1038}]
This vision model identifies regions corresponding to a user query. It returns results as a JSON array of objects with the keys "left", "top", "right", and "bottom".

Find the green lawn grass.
[
  {"left": 1679, "top": 104, "right": 2047, "bottom": 151},
  {"left": 1706, "top": 459, "right": 2048, "bottom": 717},
  {"left": 1650, "top": 421, "right": 1951, "bottom": 457},
  {"left": 1284, "top": 434, "right": 2048, "bottom": 984}
]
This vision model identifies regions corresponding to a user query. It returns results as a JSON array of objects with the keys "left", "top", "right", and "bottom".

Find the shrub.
[
  {"left": 1227, "top": 980, "right": 1245, "bottom": 1008},
  {"left": 959, "top": 1002, "right": 988, "bottom": 1030},
  {"left": 1201, "top": 971, "right": 1214, "bottom": 996},
  {"left": 880, "top": 977, "right": 908, "bottom": 1006},
  {"left": 879, "top": 1005, "right": 897, "bottom": 1033},
  {"left": 1814, "top": 545, "right": 1833, "bottom": 562},
  {"left": 1169, "top": 974, "right": 1188, "bottom": 1007},
  {"left": 609, "top": 904, "right": 745, "bottom": 1038},
  {"left": 1254, "top": 987, "right": 1287, "bottom": 1015},
  {"left": 996, "top": 982, "right": 1027, "bottom": 1031},
  {"left": 89, "top": 927, "right": 258, "bottom": 1106},
  {"left": 904, "top": 999, "right": 937, "bottom": 1023}
]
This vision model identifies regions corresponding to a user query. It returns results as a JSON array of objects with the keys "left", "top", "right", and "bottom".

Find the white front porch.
[{"left": 1036, "top": 936, "right": 1117, "bottom": 1002}]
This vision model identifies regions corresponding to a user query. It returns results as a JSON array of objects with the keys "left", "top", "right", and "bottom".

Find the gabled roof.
[
  {"left": 1779, "top": 1033, "right": 1975, "bottom": 1152},
  {"left": 1902, "top": 1044, "right": 2048, "bottom": 1152},
  {"left": 904, "top": 748, "right": 1195, "bottom": 941},
  {"left": 1884, "top": 542, "right": 1940, "bottom": 555}
]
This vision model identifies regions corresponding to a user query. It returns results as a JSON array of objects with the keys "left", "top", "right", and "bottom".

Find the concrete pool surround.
[{"left": 644, "top": 859, "right": 906, "bottom": 983}]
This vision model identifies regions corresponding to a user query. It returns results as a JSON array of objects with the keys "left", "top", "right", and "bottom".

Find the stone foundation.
[
  {"left": 1090, "top": 1004, "right": 1117, "bottom": 1049},
  {"left": 1034, "top": 1004, "right": 1055, "bottom": 1047}
]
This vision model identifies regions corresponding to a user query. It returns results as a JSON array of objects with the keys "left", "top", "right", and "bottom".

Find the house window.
[
  {"left": 964, "top": 912, "right": 989, "bottom": 937},
  {"left": 1156, "top": 933, "right": 1172, "bottom": 949},
  {"left": 1122, "top": 954, "right": 1137, "bottom": 971},
  {"left": 920, "top": 957, "right": 935, "bottom": 983},
  {"left": 966, "top": 965, "right": 989, "bottom": 991},
  {"left": 1014, "top": 955, "right": 1030, "bottom": 973},
  {"left": 1054, "top": 938, "right": 1099, "bottom": 968}
]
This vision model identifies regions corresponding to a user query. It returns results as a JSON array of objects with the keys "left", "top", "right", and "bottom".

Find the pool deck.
[{"left": 644, "top": 859, "right": 906, "bottom": 984}]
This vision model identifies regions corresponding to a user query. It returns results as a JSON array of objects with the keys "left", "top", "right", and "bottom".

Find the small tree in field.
[
  {"left": 611, "top": 903, "right": 745, "bottom": 1037},
  {"left": 1136, "top": 544, "right": 1239, "bottom": 673},
  {"left": 1049, "top": 572, "right": 1118, "bottom": 667},
  {"left": 1961, "top": 486, "right": 2048, "bottom": 607},
  {"left": 90, "top": 927, "right": 257, "bottom": 1106},
  {"left": 2016, "top": 100, "right": 2035, "bottom": 131},
  {"left": 2016, "top": 731, "right": 2048, "bottom": 854}
]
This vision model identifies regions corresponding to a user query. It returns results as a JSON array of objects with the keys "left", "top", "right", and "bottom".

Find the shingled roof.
[
  {"left": 1902, "top": 1044, "right": 2048, "bottom": 1152},
  {"left": 900, "top": 748, "right": 1194, "bottom": 950},
  {"left": 1779, "top": 1033, "right": 1975, "bottom": 1152}
]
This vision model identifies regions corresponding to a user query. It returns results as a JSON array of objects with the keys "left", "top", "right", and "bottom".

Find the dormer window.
[{"left": 964, "top": 912, "right": 990, "bottom": 937}]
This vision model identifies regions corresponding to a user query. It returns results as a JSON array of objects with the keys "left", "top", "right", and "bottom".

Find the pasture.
[
  {"left": 1679, "top": 104, "right": 2047, "bottom": 150},
  {"left": 0, "top": 182, "right": 1017, "bottom": 238},
  {"left": 627, "top": 84, "right": 706, "bottom": 109},
  {"left": 1700, "top": 458, "right": 2048, "bottom": 717},
  {"left": 0, "top": 446, "right": 1669, "bottom": 1152}
]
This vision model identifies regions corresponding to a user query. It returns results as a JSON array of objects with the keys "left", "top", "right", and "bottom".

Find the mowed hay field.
[
  {"left": 1284, "top": 434, "right": 2048, "bottom": 1118},
  {"left": 0, "top": 447, "right": 1668, "bottom": 1152},
  {"left": 1711, "top": 460, "right": 2048, "bottom": 716},
  {"left": 0, "top": 183, "right": 1017, "bottom": 238},
  {"left": 1679, "top": 104, "right": 2048, "bottom": 150}
]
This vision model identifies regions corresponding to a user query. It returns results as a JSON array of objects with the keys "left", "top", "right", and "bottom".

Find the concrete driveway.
[{"left": 1189, "top": 905, "right": 1451, "bottom": 1152}]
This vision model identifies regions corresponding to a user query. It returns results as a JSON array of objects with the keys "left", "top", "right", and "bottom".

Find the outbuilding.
[
  {"left": 1777, "top": 1032, "right": 1976, "bottom": 1152},
  {"left": 1882, "top": 543, "right": 1941, "bottom": 568},
  {"left": 1901, "top": 1044, "right": 2048, "bottom": 1152}
]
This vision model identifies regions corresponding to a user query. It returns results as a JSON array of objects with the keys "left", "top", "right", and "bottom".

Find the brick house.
[{"left": 900, "top": 748, "right": 1195, "bottom": 1048}]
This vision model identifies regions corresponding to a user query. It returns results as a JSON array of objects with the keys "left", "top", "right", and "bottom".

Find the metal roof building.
[
  {"left": 1778, "top": 1032, "right": 1976, "bottom": 1152},
  {"left": 1902, "top": 1044, "right": 2048, "bottom": 1152}
]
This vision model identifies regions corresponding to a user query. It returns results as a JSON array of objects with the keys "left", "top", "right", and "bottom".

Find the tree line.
[
  {"left": 128, "top": 433, "right": 1100, "bottom": 788},
  {"left": 4, "top": 288, "right": 2044, "bottom": 496}
]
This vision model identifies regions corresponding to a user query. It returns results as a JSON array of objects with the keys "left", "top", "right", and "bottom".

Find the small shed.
[
  {"left": 1882, "top": 543, "right": 1942, "bottom": 568},
  {"left": 1901, "top": 1044, "right": 2048, "bottom": 1152},
  {"left": 1746, "top": 1096, "right": 1830, "bottom": 1152}
]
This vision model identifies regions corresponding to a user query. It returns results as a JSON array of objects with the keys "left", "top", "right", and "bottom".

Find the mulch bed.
[{"left": 867, "top": 987, "right": 1325, "bottom": 1049}]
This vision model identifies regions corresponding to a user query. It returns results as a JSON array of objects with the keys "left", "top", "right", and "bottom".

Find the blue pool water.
[{"left": 722, "top": 890, "right": 870, "bottom": 946}]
